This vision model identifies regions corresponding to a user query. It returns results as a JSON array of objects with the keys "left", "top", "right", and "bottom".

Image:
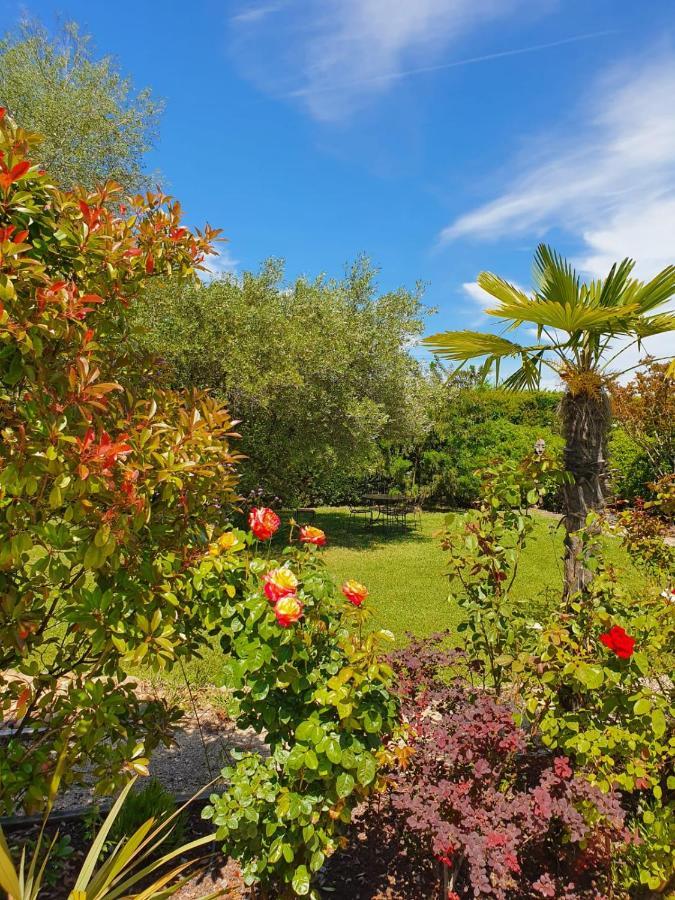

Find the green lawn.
[
  {"left": 315, "top": 507, "right": 565, "bottom": 639},
  {"left": 152, "top": 506, "right": 640, "bottom": 693}
]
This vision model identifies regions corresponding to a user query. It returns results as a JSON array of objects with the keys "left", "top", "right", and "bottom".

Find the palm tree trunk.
[{"left": 560, "top": 389, "right": 611, "bottom": 601}]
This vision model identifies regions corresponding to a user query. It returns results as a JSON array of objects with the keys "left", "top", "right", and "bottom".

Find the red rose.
[
  {"left": 274, "top": 594, "right": 303, "bottom": 627},
  {"left": 341, "top": 579, "right": 368, "bottom": 607},
  {"left": 599, "top": 624, "right": 635, "bottom": 659},
  {"left": 299, "top": 525, "right": 326, "bottom": 546},
  {"left": 248, "top": 506, "right": 280, "bottom": 541},
  {"left": 263, "top": 566, "right": 298, "bottom": 603}
]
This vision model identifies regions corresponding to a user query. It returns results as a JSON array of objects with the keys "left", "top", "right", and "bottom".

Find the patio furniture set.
[{"left": 349, "top": 493, "right": 421, "bottom": 529}]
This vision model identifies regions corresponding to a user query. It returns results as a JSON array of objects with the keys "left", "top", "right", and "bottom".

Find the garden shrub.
[
  {"left": 437, "top": 453, "right": 675, "bottom": 895},
  {"left": 202, "top": 515, "right": 399, "bottom": 898},
  {"left": 0, "top": 110, "right": 236, "bottom": 814},
  {"left": 608, "top": 425, "right": 654, "bottom": 501},
  {"left": 389, "top": 635, "right": 630, "bottom": 899},
  {"left": 610, "top": 361, "right": 674, "bottom": 486}
]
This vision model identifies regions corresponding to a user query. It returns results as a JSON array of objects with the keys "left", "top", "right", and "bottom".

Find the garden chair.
[{"left": 349, "top": 503, "right": 372, "bottom": 528}]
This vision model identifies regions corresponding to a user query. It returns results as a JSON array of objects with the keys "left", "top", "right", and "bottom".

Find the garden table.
[{"left": 361, "top": 493, "right": 414, "bottom": 527}]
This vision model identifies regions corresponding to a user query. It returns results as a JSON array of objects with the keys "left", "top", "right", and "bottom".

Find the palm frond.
[
  {"left": 532, "top": 244, "right": 580, "bottom": 306},
  {"left": 628, "top": 265, "right": 675, "bottom": 314},
  {"left": 475, "top": 272, "right": 531, "bottom": 308},
  {"left": 593, "top": 258, "right": 636, "bottom": 308},
  {"left": 422, "top": 330, "right": 525, "bottom": 361},
  {"left": 631, "top": 312, "right": 675, "bottom": 338},
  {"left": 486, "top": 299, "right": 635, "bottom": 334},
  {"left": 500, "top": 354, "right": 543, "bottom": 391}
]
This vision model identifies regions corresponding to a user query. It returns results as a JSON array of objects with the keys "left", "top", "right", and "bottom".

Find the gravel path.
[{"left": 46, "top": 703, "right": 266, "bottom": 813}]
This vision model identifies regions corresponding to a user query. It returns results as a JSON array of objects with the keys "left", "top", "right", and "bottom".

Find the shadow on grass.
[{"left": 301, "top": 508, "right": 432, "bottom": 552}]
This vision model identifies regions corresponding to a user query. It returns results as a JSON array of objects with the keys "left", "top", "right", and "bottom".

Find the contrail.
[{"left": 286, "top": 30, "right": 618, "bottom": 98}]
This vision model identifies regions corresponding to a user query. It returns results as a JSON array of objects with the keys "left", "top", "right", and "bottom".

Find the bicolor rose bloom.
[
  {"left": 263, "top": 566, "right": 299, "bottom": 603},
  {"left": 274, "top": 594, "right": 303, "bottom": 627},
  {"left": 599, "top": 624, "right": 636, "bottom": 659},
  {"left": 341, "top": 579, "right": 368, "bottom": 607},
  {"left": 299, "top": 525, "right": 326, "bottom": 546},
  {"left": 209, "top": 531, "right": 243, "bottom": 556},
  {"left": 248, "top": 506, "right": 280, "bottom": 541}
]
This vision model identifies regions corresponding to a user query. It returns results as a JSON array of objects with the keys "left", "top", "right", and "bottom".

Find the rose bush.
[
  {"left": 201, "top": 521, "right": 399, "bottom": 898},
  {"left": 437, "top": 452, "right": 674, "bottom": 895}
]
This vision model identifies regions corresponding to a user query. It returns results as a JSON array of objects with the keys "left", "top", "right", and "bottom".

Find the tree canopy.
[
  {"left": 134, "top": 257, "right": 429, "bottom": 503},
  {"left": 0, "top": 21, "right": 161, "bottom": 191}
]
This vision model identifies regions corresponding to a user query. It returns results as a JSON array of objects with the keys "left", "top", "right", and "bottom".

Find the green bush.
[{"left": 608, "top": 425, "right": 655, "bottom": 501}]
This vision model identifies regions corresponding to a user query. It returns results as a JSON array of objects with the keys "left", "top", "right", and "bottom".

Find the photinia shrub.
[
  {"left": 386, "top": 635, "right": 630, "bottom": 899},
  {"left": 0, "top": 110, "right": 239, "bottom": 813},
  {"left": 202, "top": 516, "right": 399, "bottom": 899}
]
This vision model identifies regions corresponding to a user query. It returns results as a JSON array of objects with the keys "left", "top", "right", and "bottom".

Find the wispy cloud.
[
  {"left": 442, "top": 56, "right": 675, "bottom": 279},
  {"left": 230, "top": 0, "right": 557, "bottom": 121},
  {"left": 200, "top": 246, "right": 238, "bottom": 281},
  {"left": 462, "top": 281, "right": 495, "bottom": 308},
  {"left": 231, "top": 3, "right": 283, "bottom": 24},
  {"left": 286, "top": 31, "right": 616, "bottom": 100}
]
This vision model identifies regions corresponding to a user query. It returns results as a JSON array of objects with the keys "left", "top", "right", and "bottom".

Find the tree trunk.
[{"left": 560, "top": 389, "right": 611, "bottom": 601}]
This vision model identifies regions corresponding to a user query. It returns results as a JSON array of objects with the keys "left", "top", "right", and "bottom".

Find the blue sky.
[{"left": 2, "top": 0, "right": 675, "bottom": 359}]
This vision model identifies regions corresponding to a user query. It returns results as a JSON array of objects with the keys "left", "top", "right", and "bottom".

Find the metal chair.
[{"left": 349, "top": 504, "right": 372, "bottom": 528}]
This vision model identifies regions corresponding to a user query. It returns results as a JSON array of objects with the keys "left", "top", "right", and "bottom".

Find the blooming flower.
[
  {"left": 274, "top": 593, "right": 303, "bottom": 627},
  {"left": 299, "top": 525, "right": 326, "bottom": 546},
  {"left": 218, "top": 532, "right": 237, "bottom": 551},
  {"left": 248, "top": 506, "right": 280, "bottom": 541},
  {"left": 599, "top": 624, "right": 636, "bottom": 659},
  {"left": 263, "top": 566, "right": 299, "bottom": 603},
  {"left": 661, "top": 587, "right": 675, "bottom": 605},
  {"left": 341, "top": 579, "right": 368, "bottom": 606}
]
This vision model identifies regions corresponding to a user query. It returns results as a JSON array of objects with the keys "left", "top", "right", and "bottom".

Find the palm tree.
[{"left": 424, "top": 245, "right": 675, "bottom": 599}]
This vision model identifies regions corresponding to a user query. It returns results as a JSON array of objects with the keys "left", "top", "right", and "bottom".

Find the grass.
[{"left": 151, "top": 506, "right": 641, "bottom": 693}]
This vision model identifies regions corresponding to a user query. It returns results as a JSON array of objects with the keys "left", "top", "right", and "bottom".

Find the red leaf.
[
  {"left": 145, "top": 254, "right": 155, "bottom": 274},
  {"left": 9, "top": 160, "right": 30, "bottom": 181}
]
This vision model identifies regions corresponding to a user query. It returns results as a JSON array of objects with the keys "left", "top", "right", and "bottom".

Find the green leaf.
[
  {"left": 325, "top": 738, "right": 342, "bottom": 764},
  {"left": 651, "top": 708, "right": 666, "bottom": 738},
  {"left": 304, "top": 749, "right": 319, "bottom": 770},
  {"left": 310, "top": 849, "right": 325, "bottom": 873},
  {"left": 336, "top": 772, "right": 355, "bottom": 799},
  {"left": 291, "top": 865, "right": 311, "bottom": 896},
  {"left": 632, "top": 652, "right": 649, "bottom": 675},
  {"left": 356, "top": 754, "right": 377, "bottom": 786},
  {"left": 575, "top": 663, "right": 604, "bottom": 689},
  {"left": 633, "top": 698, "right": 651, "bottom": 716},
  {"left": 296, "top": 721, "right": 317, "bottom": 743}
]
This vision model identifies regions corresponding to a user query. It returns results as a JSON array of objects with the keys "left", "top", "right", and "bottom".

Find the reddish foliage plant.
[{"left": 387, "top": 635, "right": 631, "bottom": 899}]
